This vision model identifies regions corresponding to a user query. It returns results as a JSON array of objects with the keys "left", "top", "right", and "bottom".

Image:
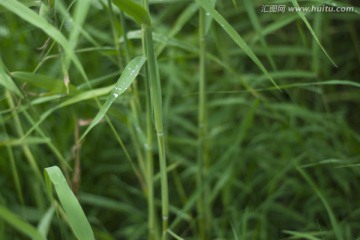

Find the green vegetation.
[{"left": 0, "top": 0, "right": 359, "bottom": 239}]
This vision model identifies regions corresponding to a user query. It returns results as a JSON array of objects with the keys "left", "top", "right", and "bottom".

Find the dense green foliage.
[{"left": 0, "top": 0, "right": 359, "bottom": 239}]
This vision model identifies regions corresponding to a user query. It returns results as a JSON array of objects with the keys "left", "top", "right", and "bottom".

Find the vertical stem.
[
  {"left": 141, "top": 1, "right": 169, "bottom": 239},
  {"left": 107, "top": 3, "right": 155, "bottom": 235},
  {"left": 1, "top": 117, "right": 24, "bottom": 205},
  {"left": 197, "top": 7, "right": 210, "bottom": 239},
  {"left": 143, "top": 9, "right": 168, "bottom": 240},
  {"left": 145, "top": 72, "right": 157, "bottom": 240},
  {"left": 107, "top": 0, "right": 123, "bottom": 67},
  {"left": 6, "top": 92, "right": 43, "bottom": 183},
  {"left": 143, "top": 25, "right": 169, "bottom": 240},
  {"left": 119, "top": 11, "right": 131, "bottom": 62},
  {"left": 71, "top": 119, "right": 81, "bottom": 196},
  {"left": 143, "top": 32, "right": 157, "bottom": 240},
  {"left": 139, "top": 6, "right": 157, "bottom": 240}
]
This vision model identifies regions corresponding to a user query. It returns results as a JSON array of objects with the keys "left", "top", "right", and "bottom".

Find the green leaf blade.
[
  {"left": 0, "top": 59, "right": 23, "bottom": 98},
  {"left": 45, "top": 166, "right": 95, "bottom": 240},
  {"left": 195, "top": 0, "right": 279, "bottom": 89},
  {"left": 0, "top": 0, "right": 88, "bottom": 81},
  {"left": 0, "top": 205, "right": 45, "bottom": 240},
  {"left": 111, "top": 0, "right": 151, "bottom": 25},
  {"left": 291, "top": 0, "right": 337, "bottom": 67},
  {"left": 80, "top": 56, "right": 146, "bottom": 140}
]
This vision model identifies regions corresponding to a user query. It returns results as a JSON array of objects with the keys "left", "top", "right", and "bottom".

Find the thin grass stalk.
[
  {"left": 145, "top": 66, "right": 157, "bottom": 239},
  {"left": 107, "top": 0, "right": 123, "bottom": 68},
  {"left": 197, "top": 7, "right": 211, "bottom": 239},
  {"left": 3, "top": 128, "right": 24, "bottom": 205},
  {"left": 115, "top": 2, "right": 159, "bottom": 236},
  {"left": 106, "top": 9, "right": 141, "bottom": 157},
  {"left": 118, "top": 8, "right": 147, "bottom": 177},
  {"left": 117, "top": 8, "right": 149, "bottom": 184},
  {"left": 22, "top": 109, "right": 70, "bottom": 170},
  {"left": 105, "top": 0, "right": 147, "bottom": 178},
  {"left": 143, "top": 25, "right": 169, "bottom": 240},
  {"left": 5, "top": 92, "right": 43, "bottom": 183},
  {"left": 141, "top": 1, "right": 169, "bottom": 238},
  {"left": 119, "top": 11, "right": 129, "bottom": 59},
  {"left": 140, "top": 16, "right": 157, "bottom": 240}
]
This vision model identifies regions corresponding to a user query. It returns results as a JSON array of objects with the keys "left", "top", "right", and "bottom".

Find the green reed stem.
[
  {"left": 197, "top": 7, "right": 211, "bottom": 240},
  {"left": 140, "top": 2, "right": 169, "bottom": 237},
  {"left": 145, "top": 63, "right": 157, "bottom": 240},
  {"left": 140, "top": 19, "right": 157, "bottom": 240},
  {"left": 107, "top": 0, "right": 123, "bottom": 68},
  {"left": 143, "top": 24, "right": 169, "bottom": 240},
  {"left": 6, "top": 92, "right": 42, "bottom": 183},
  {"left": 1, "top": 113, "right": 24, "bottom": 205}
]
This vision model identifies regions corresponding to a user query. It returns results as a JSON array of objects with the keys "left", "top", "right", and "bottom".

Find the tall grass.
[
  {"left": 0, "top": 0, "right": 360, "bottom": 239},
  {"left": 140, "top": 0, "right": 169, "bottom": 238}
]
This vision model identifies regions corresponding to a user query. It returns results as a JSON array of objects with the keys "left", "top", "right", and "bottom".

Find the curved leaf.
[
  {"left": 111, "top": 0, "right": 151, "bottom": 26},
  {"left": 45, "top": 166, "right": 95, "bottom": 240},
  {"left": 195, "top": 0, "right": 279, "bottom": 89},
  {"left": 291, "top": 0, "right": 337, "bottom": 67},
  {"left": 80, "top": 56, "right": 146, "bottom": 141}
]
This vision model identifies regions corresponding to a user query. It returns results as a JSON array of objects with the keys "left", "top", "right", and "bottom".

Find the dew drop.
[
  {"left": 144, "top": 143, "right": 151, "bottom": 150},
  {"left": 113, "top": 93, "right": 119, "bottom": 98}
]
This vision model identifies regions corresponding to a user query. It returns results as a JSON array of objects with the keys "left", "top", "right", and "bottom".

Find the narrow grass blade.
[
  {"left": 210, "top": 100, "right": 259, "bottom": 201},
  {"left": 250, "top": 14, "right": 299, "bottom": 44},
  {"left": 261, "top": 80, "right": 360, "bottom": 92},
  {"left": 37, "top": 207, "right": 55, "bottom": 239},
  {"left": 126, "top": 30, "right": 230, "bottom": 70},
  {"left": 11, "top": 71, "right": 78, "bottom": 95},
  {"left": 21, "top": 84, "right": 115, "bottom": 141},
  {"left": 283, "top": 230, "right": 323, "bottom": 240},
  {"left": 0, "top": 0, "right": 87, "bottom": 80},
  {"left": 52, "top": 0, "right": 93, "bottom": 79},
  {"left": 0, "top": 0, "right": 40, "bottom": 13},
  {"left": 58, "top": 85, "right": 114, "bottom": 108},
  {"left": 204, "top": 0, "right": 217, "bottom": 34},
  {"left": 291, "top": 0, "right": 337, "bottom": 67},
  {"left": 68, "top": 0, "right": 92, "bottom": 49},
  {"left": 242, "top": 0, "right": 277, "bottom": 70},
  {"left": 80, "top": 56, "right": 146, "bottom": 140},
  {"left": 297, "top": 167, "right": 344, "bottom": 240},
  {"left": 0, "top": 136, "right": 51, "bottom": 146},
  {"left": 167, "top": 229, "right": 184, "bottom": 240},
  {"left": 156, "top": 2, "right": 198, "bottom": 56},
  {"left": 230, "top": 222, "right": 239, "bottom": 240},
  {"left": 195, "top": 0, "right": 279, "bottom": 89},
  {"left": 79, "top": 193, "right": 141, "bottom": 214},
  {"left": 0, "top": 59, "right": 23, "bottom": 98},
  {"left": 111, "top": 0, "right": 151, "bottom": 25},
  {"left": 0, "top": 205, "right": 45, "bottom": 240},
  {"left": 45, "top": 166, "right": 95, "bottom": 240}
]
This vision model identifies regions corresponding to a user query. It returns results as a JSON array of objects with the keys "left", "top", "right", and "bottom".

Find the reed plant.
[{"left": 0, "top": 0, "right": 360, "bottom": 239}]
